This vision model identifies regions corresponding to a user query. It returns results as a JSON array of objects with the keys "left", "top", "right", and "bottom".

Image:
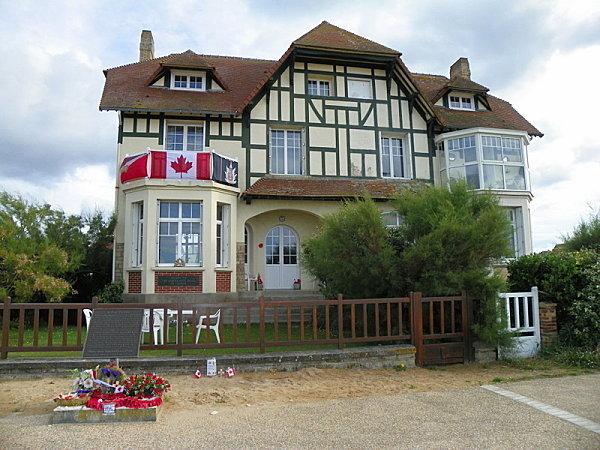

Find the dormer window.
[
  {"left": 170, "top": 71, "right": 205, "bottom": 91},
  {"left": 449, "top": 95, "right": 474, "bottom": 110}
]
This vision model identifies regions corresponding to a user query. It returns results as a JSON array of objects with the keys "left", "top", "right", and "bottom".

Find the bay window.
[
  {"left": 507, "top": 207, "right": 525, "bottom": 257},
  {"left": 132, "top": 202, "right": 144, "bottom": 267},
  {"left": 216, "top": 204, "right": 230, "bottom": 267},
  {"left": 438, "top": 130, "right": 528, "bottom": 191},
  {"left": 158, "top": 201, "right": 202, "bottom": 265}
]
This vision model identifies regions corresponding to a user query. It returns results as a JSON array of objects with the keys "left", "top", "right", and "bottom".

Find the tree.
[
  {"left": 0, "top": 192, "right": 72, "bottom": 301},
  {"left": 562, "top": 210, "right": 600, "bottom": 252},
  {"left": 301, "top": 196, "right": 395, "bottom": 299},
  {"left": 392, "top": 181, "right": 512, "bottom": 296},
  {"left": 0, "top": 192, "right": 115, "bottom": 302}
]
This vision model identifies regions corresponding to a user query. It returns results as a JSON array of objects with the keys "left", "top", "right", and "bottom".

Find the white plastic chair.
[
  {"left": 195, "top": 309, "right": 221, "bottom": 343},
  {"left": 83, "top": 308, "right": 93, "bottom": 331},
  {"left": 142, "top": 309, "right": 165, "bottom": 345}
]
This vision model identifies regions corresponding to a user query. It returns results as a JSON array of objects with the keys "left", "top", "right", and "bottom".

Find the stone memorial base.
[{"left": 52, "top": 405, "right": 160, "bottom": 424}]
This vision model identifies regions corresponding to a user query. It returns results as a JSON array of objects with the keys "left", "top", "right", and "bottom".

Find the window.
[
  {"left": 482, "top": 136, "right": 526, "bottom": 190},
  {"left": 158, "top": 201, "right": 202, "bottom": 266},
  {"left": 132, "top": 202, "right": 144, "bottom": 267},
  {"left": 439, "top": 132, "right": 528, "bottom": 191},
  {"left": 170, "top": 72, "right": 204, "bottom": 91},
  {"left": 382, "top": 211, "right": 403, "bottom": 228},
  {"left": 270, "top": 129, "right": 303, "bottom": 175},
  {"left": 216, "top": 204, "right": 230, "bottom": 267},
  {"left": 507, "top": 207, "right": 525, "bottom": 257},
  {"left": 449, "top": 95, "right": 474, "bottom": 110},
  {"left": 166, "top": 124, "right": 204, "bottom": 151},
  {"left": 381, "top": 136, "right": 408, "bottom": 178},
  {"left": 308, "top": 79, "right": 330, "bottom": 96},
  {"left": 347, "top": 79, "right": 372, "bottom": 99}
]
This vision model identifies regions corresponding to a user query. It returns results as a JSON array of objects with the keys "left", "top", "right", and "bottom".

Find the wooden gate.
[{"left": 410, "top": 292, "right": 472, "bottom": 366}]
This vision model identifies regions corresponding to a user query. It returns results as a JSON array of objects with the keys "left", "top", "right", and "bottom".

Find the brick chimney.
[
  {"left": 139, "top": 30, "right": 154, "bottom": 62},
  {"left": 450, "top": 57, "right": 471, "bottom": 80}
]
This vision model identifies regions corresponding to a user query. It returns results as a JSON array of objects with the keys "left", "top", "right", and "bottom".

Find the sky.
[{"left": 0, "top": 0, "right": 598, "bottom": 252}]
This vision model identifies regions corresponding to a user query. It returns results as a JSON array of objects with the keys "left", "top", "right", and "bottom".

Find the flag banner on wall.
[
  {"left": 212, "top": 152, "right": 238, "bottom": 187},
  {"left": 120, "top": 152, "right": 149, "bottom": 183},
  {"left": 150, "top": 151, "right": 211, "bottom": 180}
]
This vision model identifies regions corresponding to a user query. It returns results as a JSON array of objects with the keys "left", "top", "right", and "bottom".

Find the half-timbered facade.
[{"left": 100, "top": 22, "right": 541, "bottom": 299}]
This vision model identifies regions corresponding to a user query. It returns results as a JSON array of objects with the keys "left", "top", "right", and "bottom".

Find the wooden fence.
[{"left": 1, "top": 293, "right": 472, "bottom": 365}]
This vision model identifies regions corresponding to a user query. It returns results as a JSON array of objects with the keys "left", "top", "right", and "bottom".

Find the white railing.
[{"left": 498, "top": 286, "right": 540, "bottom": 358}]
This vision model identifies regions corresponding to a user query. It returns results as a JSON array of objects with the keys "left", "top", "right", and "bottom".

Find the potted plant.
[
  {"left": 256, "top": 274, "right": 263, "bottom": 290},
  {"left": 293, "top": 279, "right": 301, "bottom": 290}
]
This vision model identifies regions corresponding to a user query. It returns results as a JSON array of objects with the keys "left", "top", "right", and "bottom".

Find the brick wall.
[
  {"left": 128, "top": 271, "right": 142, "bottom": 293},
  {"left": 236, "top": 242, "right": 246, "bottom": 292},
  {"left": 539, "top": 302, "right": 558, "bottom": 345},
  {"left": 154, "top": 272, "right": 203, "bottom": 293},
  {"left": 216, "top": 271, "right": 232, "bottom": 292},
  {"left": 114, "top": 243, "right": 124, "bottom": 282}
]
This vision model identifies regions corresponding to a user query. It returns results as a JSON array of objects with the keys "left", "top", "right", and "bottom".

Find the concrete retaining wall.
[{"left": 0, "top": 345, "right": 415, "bottom": 379}]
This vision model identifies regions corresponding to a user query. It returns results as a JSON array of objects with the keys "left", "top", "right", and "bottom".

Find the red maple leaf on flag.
[{"left": 170, "top": 155, "right": 193, "bottom": 178}]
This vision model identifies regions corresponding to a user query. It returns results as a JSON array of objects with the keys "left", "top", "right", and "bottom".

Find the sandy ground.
[{"left": 0, "top": 360, "right": 591, "bottom": 418}]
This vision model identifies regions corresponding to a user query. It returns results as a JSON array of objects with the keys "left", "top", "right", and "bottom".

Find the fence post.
[
  {"left": 1, "top": 297, "right": 11, "bottom": 359},
  {"left": 259, "top": 295, "right": 266, "bottom": 353},
  {"left": 337, "top": 294, "right": 344, "bottom": 349},
  {"left": 176, "top": 303, "right": 183, "bottom": 357},
  {"left": 464, "top": 291, "right": 474, "bottom": 362},
  {"left": 92, "top": 296, "right": 99, "bottom": 307},
  {"left": 410, "top": 292, "right": 423, "bottom": 366}
]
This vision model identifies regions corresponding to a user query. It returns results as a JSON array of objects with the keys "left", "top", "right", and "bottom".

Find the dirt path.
[{"left": 0, "top": 360, "right": 591, "bottom": 417}]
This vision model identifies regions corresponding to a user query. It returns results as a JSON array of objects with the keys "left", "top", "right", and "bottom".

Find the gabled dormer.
[
  {"left": 147, "top": 50, "right": 226, "bottom": 92},
  {"left": 428, "top": 58, "right": 491, "bottom": 112}
]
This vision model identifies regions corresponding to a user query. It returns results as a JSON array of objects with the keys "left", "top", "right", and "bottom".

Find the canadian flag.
[
  {"left": 120, "top": 152, "right": 149, "bottom": 183},
  {"left": 150, "top": 151, "right": 211, "bottom": 180}
]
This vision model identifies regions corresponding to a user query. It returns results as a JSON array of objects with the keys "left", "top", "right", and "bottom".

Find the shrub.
[
  {"left": 540, "top": 345, "right": 600, "bottom": 369},
  {"left": 96, "top": 280, "right": 124, "bottom": 303}
]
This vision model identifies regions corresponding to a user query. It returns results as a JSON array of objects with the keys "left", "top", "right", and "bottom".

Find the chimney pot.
[
  {"left": 139, "top": 30, "right": 154, "bottom": 62},
  {"left": 450, "top": 57, "right": 471, "bottom": 80}
]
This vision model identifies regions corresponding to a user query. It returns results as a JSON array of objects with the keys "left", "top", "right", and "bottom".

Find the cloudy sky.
[{"left": 0, "top": 0, "right": 598, "bottom": 252}]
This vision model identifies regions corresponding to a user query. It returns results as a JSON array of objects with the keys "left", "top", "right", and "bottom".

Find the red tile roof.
[
  {"left": 293, "top": 21, "right": 399, "bottom": 56},
  {"left": 100, "top": 53, "right": 276, "bottom": 115},
  {"left": 100, "top": 23, "right": 541, "bottom": 137},
  {"left": 241, "top": 176, "right": 426, "bottom": 201},
  {"left": 412, "top": 73, "right": 542, "bottom": 137}
]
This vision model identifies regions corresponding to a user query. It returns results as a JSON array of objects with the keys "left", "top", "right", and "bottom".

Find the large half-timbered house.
[{"left": 100, "top": 22, "right": 542, "bottom": 300}]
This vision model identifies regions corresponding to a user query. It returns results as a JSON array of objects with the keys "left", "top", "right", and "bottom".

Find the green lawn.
[{"left": 3, "top": 322, "right": 341, "bottom": 358}]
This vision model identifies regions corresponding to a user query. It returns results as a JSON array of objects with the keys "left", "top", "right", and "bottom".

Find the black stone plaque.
[
  {"left": 82, "top": 309, "right": 144, "bottom": 358},
  {"left": 157, "top": 274, "right": 200, "bottom": 287}
]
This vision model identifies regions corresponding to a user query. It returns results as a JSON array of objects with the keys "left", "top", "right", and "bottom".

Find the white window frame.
[
  {"left": 307, "top": 78, "right": 331, "bottom": 97},
  {"left": 436, "top": 128, "right": 529, "bottom": 192},
  {"left": 506, "top": 207, "right": 525, "bottom": 258},
  {"left": 216, "top": 204, "right": 230, "bottom": 267},
  {"left": 157, "top": 201, "right": 203, "bottom": 266},
  {"left": 165, "top": 122, "right": 205, "bottom": 152},
  {"left": 131, "top": 202, "right": 144, "bottom": 267},
  {"left": 449, "top": 94, "right": 475, "bottom": 110},
  {"left": 347, "top": 78, "right": 372, "bottom": 99},
  {"left": 380, "top": 134, "right": 410, "bottom": 179},
  {"left": 269, "top": 128, "right": 304, "bottom": 175},
  {"left": 382, "top": 211, "right": 403, "bottom": 228},
  {"left": 170, "top": 70, "right": 205, "bottom": 91}
]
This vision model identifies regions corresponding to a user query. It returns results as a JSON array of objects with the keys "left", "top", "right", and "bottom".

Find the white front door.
[{"left": 265, "top": 225, "right": 299, "bottom": 289}]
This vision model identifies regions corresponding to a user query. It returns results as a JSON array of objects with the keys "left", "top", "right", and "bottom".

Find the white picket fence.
[{"left": 498, "top": 286, "right": 541, "bottom": 359}]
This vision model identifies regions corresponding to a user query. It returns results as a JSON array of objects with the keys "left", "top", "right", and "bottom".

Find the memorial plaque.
[
  {"left": 157, "top": 274, "right": 200, "bottom": 287},
  {"left": 82, "top": 309, "right": 144, "bottom": 358}
]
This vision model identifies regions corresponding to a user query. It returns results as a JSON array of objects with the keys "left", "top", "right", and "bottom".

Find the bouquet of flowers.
[
  {"left": 123, "top": 373, "right": 171, "bottom": 398},
  {"left": 69, "top": 367, "right": 97, "bottom": 394},
  {"left": 94, "top": 364, "right": 127, "bottom": 394}
]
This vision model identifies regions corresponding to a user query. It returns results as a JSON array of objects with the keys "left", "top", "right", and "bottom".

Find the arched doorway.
[{"left": 265, "top": 225, "right": 299, "bottom": 289}]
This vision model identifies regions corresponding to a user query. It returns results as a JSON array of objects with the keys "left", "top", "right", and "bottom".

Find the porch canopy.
[{"left": 241, "top": 176, "right": 426, "bottom": 203}]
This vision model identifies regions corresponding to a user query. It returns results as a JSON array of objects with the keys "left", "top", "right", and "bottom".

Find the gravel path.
[{"left": 1, "top": 374, "right": 599, "bottom": 448}]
